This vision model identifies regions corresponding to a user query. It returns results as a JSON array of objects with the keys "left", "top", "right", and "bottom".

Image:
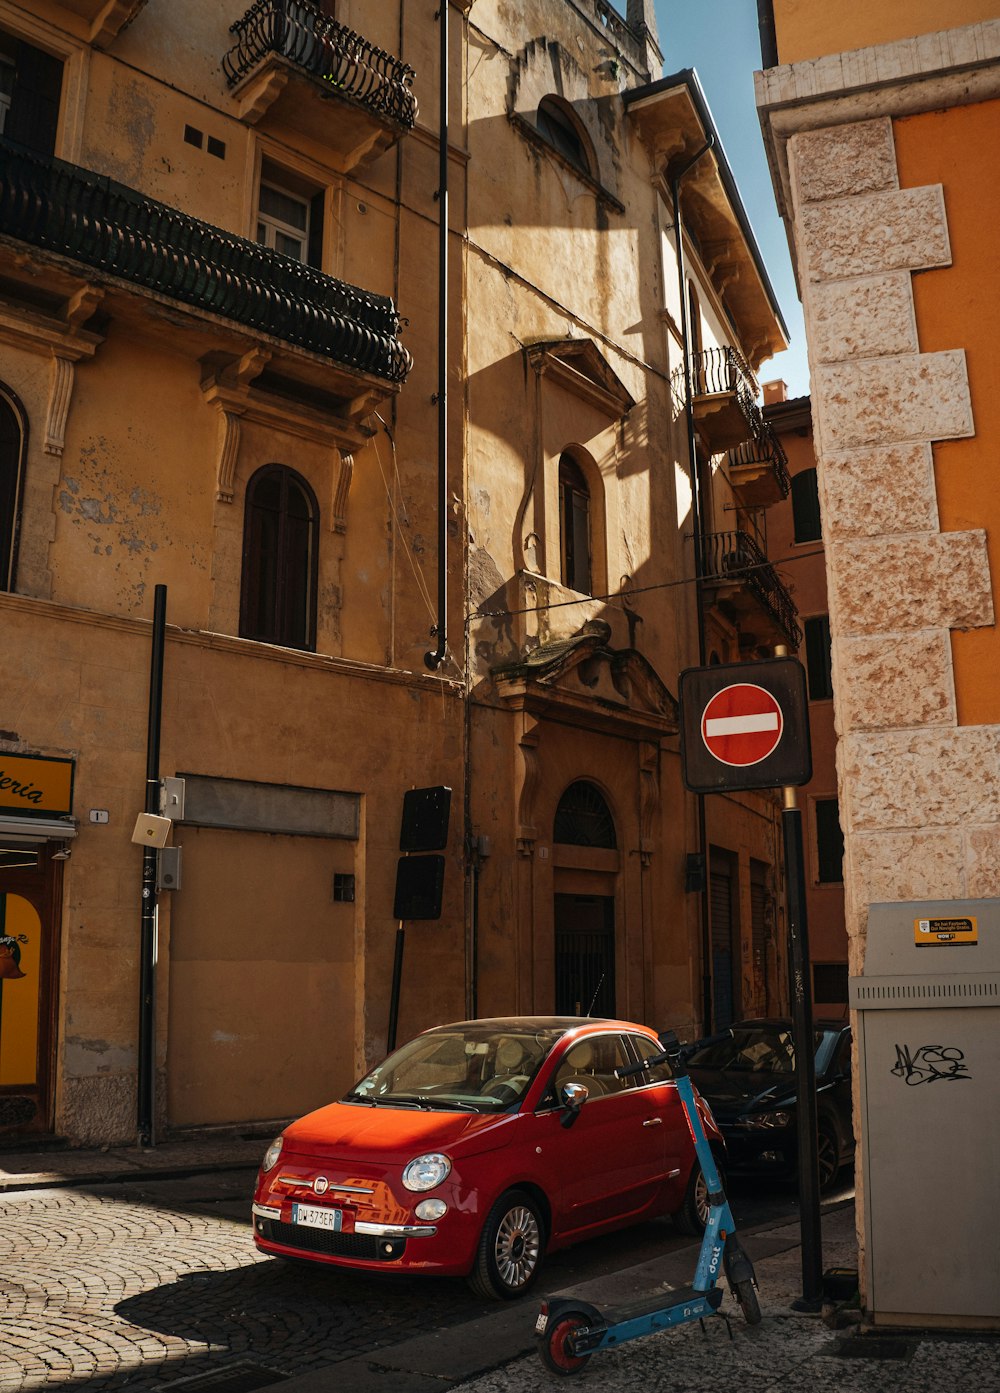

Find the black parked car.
[{"left": 685, "top": 1018, "right": 853, "bottom": 1192}]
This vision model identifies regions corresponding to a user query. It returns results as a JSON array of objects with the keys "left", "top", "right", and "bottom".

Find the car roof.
[
  {"left": 423, "top": 1016, "right": 654, "bottom": 1034},
  {"left": 723, "top": 1017, "right": 850, "bottom": 1033}
]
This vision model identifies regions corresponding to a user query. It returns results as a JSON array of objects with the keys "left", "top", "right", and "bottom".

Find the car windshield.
[
  {"left": 345, "top": 1025, "right": 566, "bottom": 1113},
  {"left": 687, "top": 1026, "right": 837, "bottom": 1074}
]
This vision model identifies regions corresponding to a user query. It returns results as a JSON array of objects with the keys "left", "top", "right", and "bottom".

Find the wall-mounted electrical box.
[{"left": 850, "top": 898, "right": 1000, "bottom": 1330}]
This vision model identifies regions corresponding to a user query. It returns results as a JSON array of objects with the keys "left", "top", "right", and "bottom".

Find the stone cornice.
[
  {"left": 756, "top": 19, "right": 1000, "bottom": 220},
  {"left": 0, "top": 593, "right": 463, "bottom": 696}
]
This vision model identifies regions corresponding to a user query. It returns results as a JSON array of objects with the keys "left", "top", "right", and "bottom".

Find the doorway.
[
  {"left": 0, "top": 843, "right": 60, "bottom": 1135},
  {"left": 554, "top": 893, "right": 616, "bottom": 1017}
]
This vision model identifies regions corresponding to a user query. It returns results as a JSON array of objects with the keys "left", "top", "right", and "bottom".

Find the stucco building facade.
[{"left": 1, "top": 0, "right": 793, "bottom": 1147}]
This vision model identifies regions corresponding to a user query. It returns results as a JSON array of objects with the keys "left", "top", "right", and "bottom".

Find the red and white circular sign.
[{"left": 700, "top": 684, "right": 784, "bottom": 767}]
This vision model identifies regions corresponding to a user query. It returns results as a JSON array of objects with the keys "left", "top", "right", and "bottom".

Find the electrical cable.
[{"left": 468, "top": 546, "right": 825, "bottom": 623}]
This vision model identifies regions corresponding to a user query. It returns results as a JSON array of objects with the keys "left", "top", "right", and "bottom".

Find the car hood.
[
  {"left": 687, "top": 1067, "right": 794, "bottom": 1118},
  {"left": 280, "top": 1100, "right": 514, "bottom": 1165}
]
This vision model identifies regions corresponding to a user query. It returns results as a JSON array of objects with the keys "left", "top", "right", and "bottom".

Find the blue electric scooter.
[{"left": 534, "top": 1031, "right": 761, "bottom": 1376}]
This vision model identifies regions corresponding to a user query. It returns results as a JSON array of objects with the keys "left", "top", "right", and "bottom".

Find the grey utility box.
[{"left": 850, "top": 899, "right": 1000, "bottom": 1330}]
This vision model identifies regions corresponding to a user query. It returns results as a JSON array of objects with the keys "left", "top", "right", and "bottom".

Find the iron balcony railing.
[
  {"left": 691, "top": 345, "right": 758, "bottom": 417},
  {"left": 0, "top": 138, "right": 411, "bottom": 383},
  {"left": 223, "top": 0, "right": 417, "bottom": 130},
  {"left": 698, "top": 528, "right": 802, "bottom": 649},
  {"left": 727, "top": 418, "right": 791, "bottom": 497}
]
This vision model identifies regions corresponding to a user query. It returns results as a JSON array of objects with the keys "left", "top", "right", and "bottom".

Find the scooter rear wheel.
[
  {"left": 539, "top": 1312, "right": 593, "bottom": 1376},
  {"left": 734, "top": 1279, "right": 762, "bottom": 1326}
]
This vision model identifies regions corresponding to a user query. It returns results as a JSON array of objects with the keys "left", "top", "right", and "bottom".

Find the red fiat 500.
[{"left": 251, "top": 1016, "right": 724, "bottom": 1299}]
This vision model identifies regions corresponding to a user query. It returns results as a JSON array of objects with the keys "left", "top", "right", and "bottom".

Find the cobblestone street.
[{"left": 0, "top": 1171, "right": 495, "bottom": 1391}]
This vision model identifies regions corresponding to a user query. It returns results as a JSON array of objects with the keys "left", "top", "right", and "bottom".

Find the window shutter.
[
  {"left": 791, "top": 468, "right": 822, "bottom": 543},
  {"left": 7, "top": 42, "right": 63, "bottom": 156},
  {"left": 307, "top": 190, "right": 325, "bottom": 269},
  {"left": 804, "top": 614, "right": 833, "bottom": 701},
  {"left": 815, "top": 799, "right": 844, "bottom": 884}
]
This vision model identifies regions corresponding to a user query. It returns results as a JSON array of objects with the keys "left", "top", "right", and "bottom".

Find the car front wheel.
[{"left": 468, "top": 1189, "right": 544, "bottom": 1300}]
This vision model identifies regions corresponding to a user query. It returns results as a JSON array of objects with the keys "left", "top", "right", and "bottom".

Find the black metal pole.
[
  {"left": 672, "top": 136, "right": 715, "bottom": 1032},
  {"left": 387, "top": 923, "right": 406, "bottom": 1052},
  {"left": 782, "top": 793, "right": 823, "bottom": 1307},
  {"left": 425, "top": 0, "right": 449, "bottom": 671},
  {"left": 137, "top": 584, "right": 166, "bottom": 1147}
]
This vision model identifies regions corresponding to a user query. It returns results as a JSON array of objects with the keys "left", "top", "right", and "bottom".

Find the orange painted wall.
[
  {"left": 894, "top": 98, "right": 1000, "bottom": 726},
  {"left": 772, "top": 0, "right": 1000, "bottom": 65}
]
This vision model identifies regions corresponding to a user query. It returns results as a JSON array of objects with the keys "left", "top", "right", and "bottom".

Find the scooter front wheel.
[
  {"left": 539, "top": 1312, "right": 593, "bottom": 1376},
  {"left": 734, "top": 1278, "right": 762, "bottom": 1326}
]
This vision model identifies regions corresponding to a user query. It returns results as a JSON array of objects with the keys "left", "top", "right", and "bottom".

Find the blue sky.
[{"left": 648, "top": 0, "right": 809, "bottom": 397}]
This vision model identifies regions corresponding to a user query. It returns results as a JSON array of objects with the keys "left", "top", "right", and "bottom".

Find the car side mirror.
[{"left": 559, "top": 1081, "right": 588, "bottom": 1129}]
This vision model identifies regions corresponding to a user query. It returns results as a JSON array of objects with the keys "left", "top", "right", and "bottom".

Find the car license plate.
[
  {"left": 534, "top": 1312, "right": 548, "bottom": 1334},
  {"left": 292, "top": 1203, "right": 343, "bottom": 1231}
]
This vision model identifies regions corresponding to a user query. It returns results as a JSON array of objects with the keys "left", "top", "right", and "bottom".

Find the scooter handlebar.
[{"left": 613, "top": 1030, "right": 689, "bottom": 1081}]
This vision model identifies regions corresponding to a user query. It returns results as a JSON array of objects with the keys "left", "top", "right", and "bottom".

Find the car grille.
[{"left": 259, "top": 1219, "right": 404, "bottom": 1262}]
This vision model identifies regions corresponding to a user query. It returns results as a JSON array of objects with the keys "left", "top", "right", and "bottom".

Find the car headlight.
[
  {"left": 739, "top": 1110, "right": 792, "bottom": 1130},
  {"left": 261, "top": 1135, "right": 283, "bottom": 1172},
  {"left": 402, "top": 1152, "right": 451, "bottom": 1192}
]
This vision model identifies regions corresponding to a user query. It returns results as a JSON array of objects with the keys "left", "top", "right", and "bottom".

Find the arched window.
[
  {"left": 240, "top": 465, "right": 319, "bottom": 650},
  {"left": 536, "top": 96, "right": 593, "bottom": 178},
  {"left": 0, "top": 385, "right": 27, "bottom": 592},
  {"left": 554, "top": 781, "right": 617, "bottom": 849},
  {"left": 559, "top": 453, "right": 592, "bottom": 595}
]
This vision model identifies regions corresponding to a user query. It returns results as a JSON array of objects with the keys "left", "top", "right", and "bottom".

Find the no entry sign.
[
  {"left": 701, "top": 684, "right": 783, "bottom": 767},
  {"left": 679, "top": 659, "right": 811, "bottom": 793}
]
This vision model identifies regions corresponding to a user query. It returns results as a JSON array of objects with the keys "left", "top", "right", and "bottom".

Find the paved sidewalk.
[
  {"left": 277, "top": 1205, "right": 998, "bottom": 1393},
  {"left": 0, "top": 1131, "right": 268, "bottom": 1191}
]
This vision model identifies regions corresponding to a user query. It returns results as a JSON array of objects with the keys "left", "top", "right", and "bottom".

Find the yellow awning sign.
[
  {"left": 0, "top": 754, "right": 74, "bottom": 819},
  {"left": 914, "top": 916, "right": 978, "bottom": 947}
]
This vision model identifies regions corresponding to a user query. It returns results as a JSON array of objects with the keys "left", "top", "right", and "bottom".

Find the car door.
[
  {"left": 621, "top": 1031, "right": 693, "bottom": 1190},
  {"left": 534, "top": 1031, "right": 666, "bottom": 1239}
]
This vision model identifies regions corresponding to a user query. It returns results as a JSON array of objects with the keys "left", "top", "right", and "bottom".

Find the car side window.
[
  {"left": 551, "top": 1033, "right": 630, "bottom": 1100},
  {"left": 625, "top": 1033, "right": 673, "bottom": 1085}
]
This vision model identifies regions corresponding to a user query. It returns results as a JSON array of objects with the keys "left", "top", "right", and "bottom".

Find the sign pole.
[
  {"left": 387, "top": 921, "right": 405, "bottom": 1053},
  {"left": 782, "top": 785, "right": 823, "bottom": 1307},
  {"left": 678, "top": 653, "right": 820, "bottom": 1308}
]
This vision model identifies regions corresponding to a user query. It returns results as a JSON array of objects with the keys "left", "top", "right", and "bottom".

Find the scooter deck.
[{"left": 599, "top": 1283, "right": 724, "bottom": 1327}]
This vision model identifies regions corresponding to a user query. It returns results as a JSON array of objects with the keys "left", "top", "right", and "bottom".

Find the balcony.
[
  {"left": 0, "top": 138, "right": 411, "bottom": 388},
  {"left": 698, "top": 529, "right": 801, "bottom": 651},
  {"left": 726, "top": 418, "right": 790, "bottom": 507},
  {"left": 223, "top": 0, "right": 417, "bottom": 171},
  {"left": 689, "top": 345, "right": 761, "bottom": 455},
  {"left": 53, "top": 0, "right": 148, "bottom": 48}
]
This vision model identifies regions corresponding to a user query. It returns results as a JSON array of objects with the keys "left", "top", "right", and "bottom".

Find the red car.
[{"left": 251, "top": 1016, "right": 724, "bottom": 1299}]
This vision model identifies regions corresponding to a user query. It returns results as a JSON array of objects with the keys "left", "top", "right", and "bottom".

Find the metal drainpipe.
[
  {"left": 671, "top": 136, "right": 715, "bottom": 1033},
  {"left": 137, "top": 583, "right": 166, "bottom": 1147},
  {"left": 424, "top": 0, "right": 449, "bottom": 671},
  {"left": 756, "top": 0, "right": 779, "bottom": 69}
]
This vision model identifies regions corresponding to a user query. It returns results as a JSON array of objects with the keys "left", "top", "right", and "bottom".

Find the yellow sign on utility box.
[{"left": 914, "top": 916, "right": 979, "bottom": 947}]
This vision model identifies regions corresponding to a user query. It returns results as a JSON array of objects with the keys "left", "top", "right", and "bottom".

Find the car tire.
[
  {"left": 673, "top": 1150, "right": 727, "bottom": 1236},
  {"left": 467, "top": 1189, "right": 544, "bottom": 1300}
]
